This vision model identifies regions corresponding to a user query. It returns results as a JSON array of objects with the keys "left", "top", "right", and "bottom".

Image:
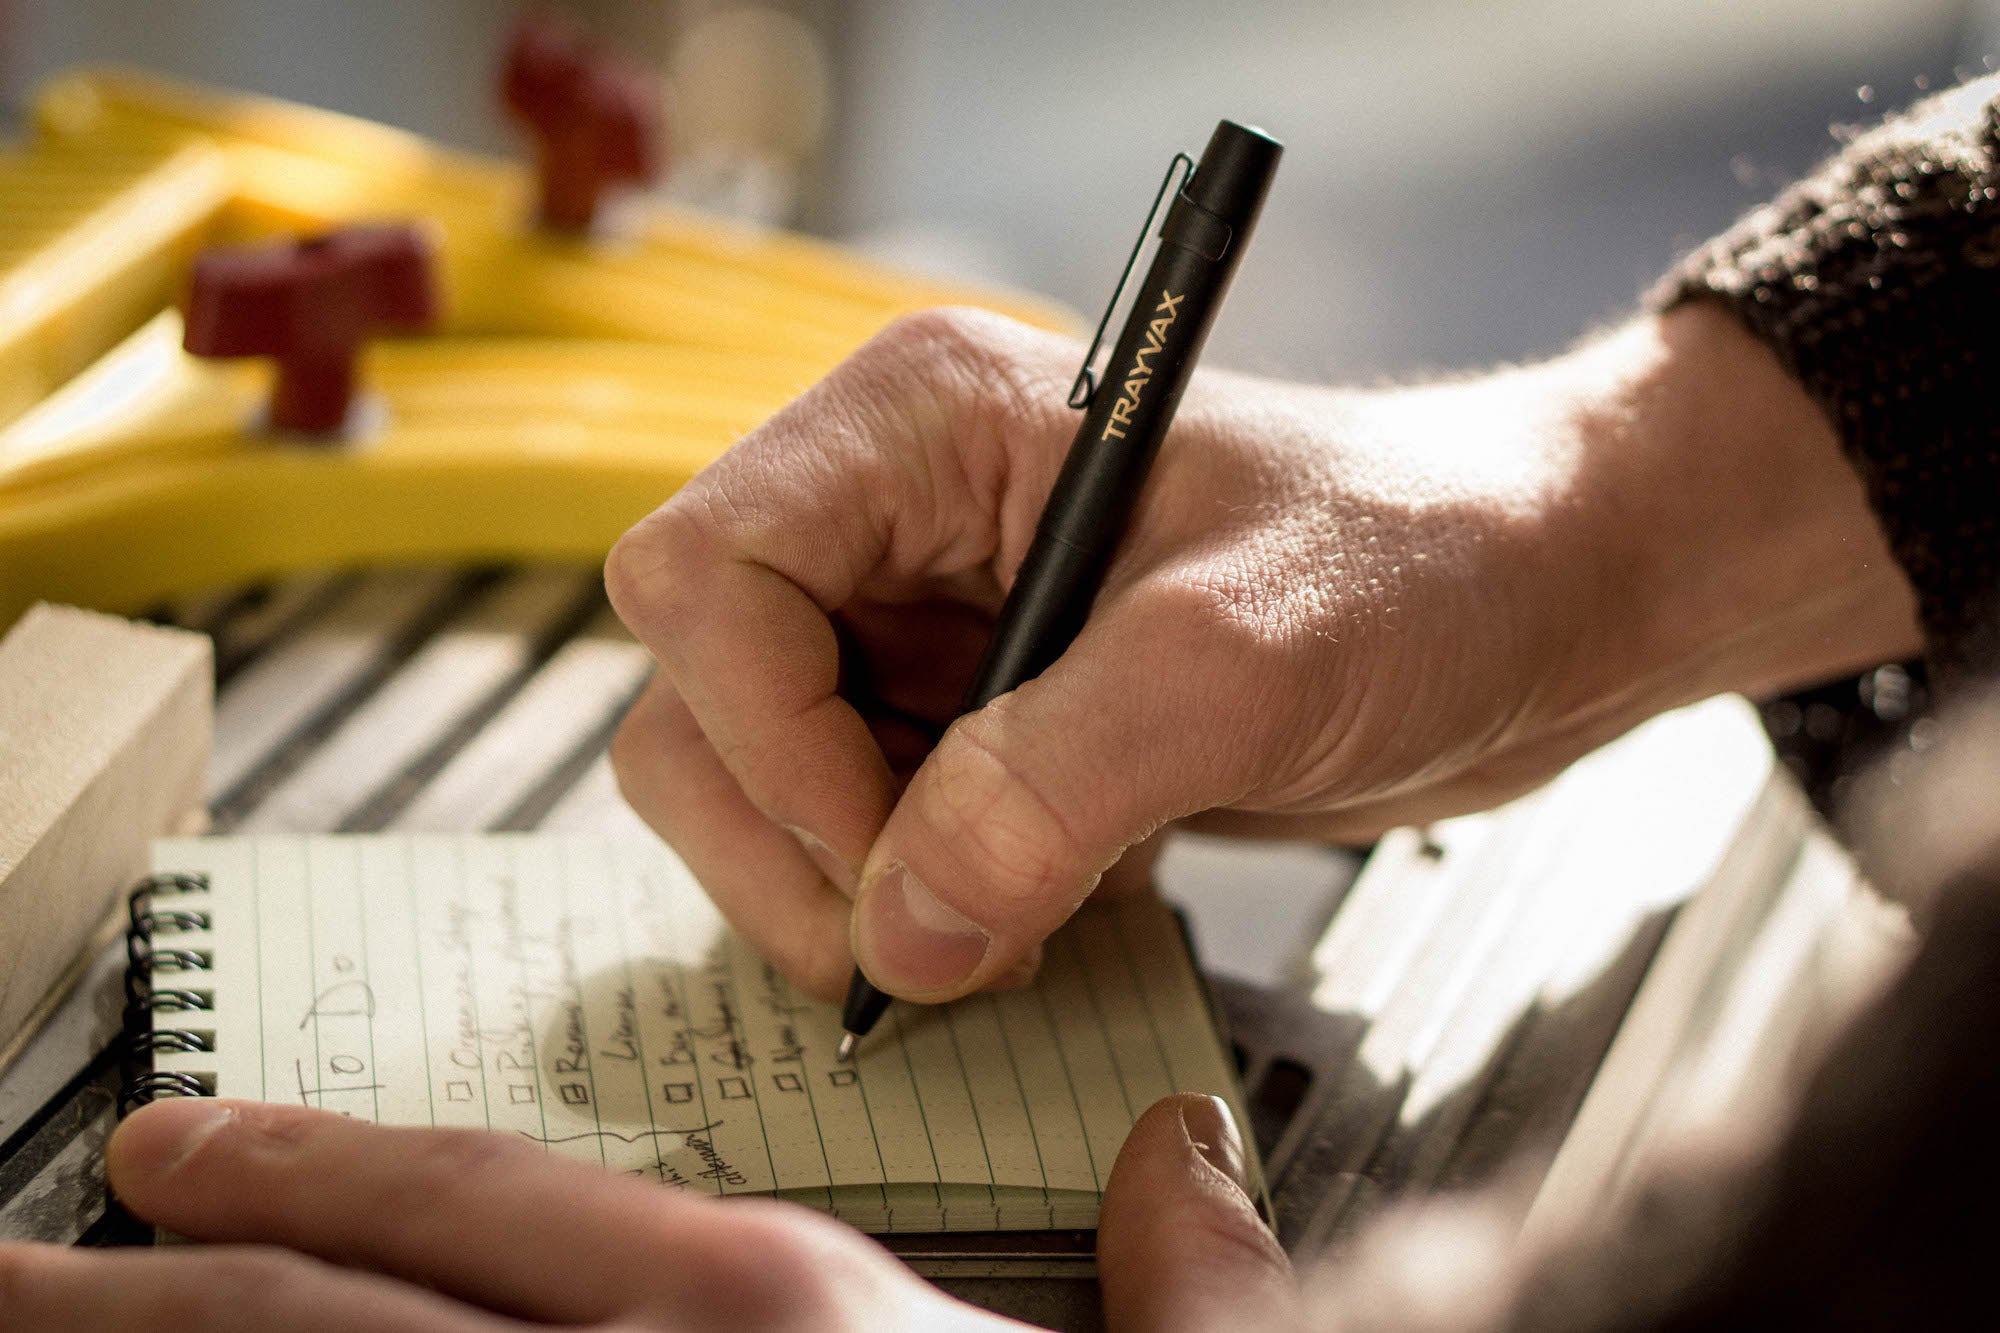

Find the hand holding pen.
[
  {"left": 606, "top": 119, "right": 1857, "bottom": 1042},
  {"left": 834, "top": 121, "right": 1284, "bottom": 1050},
  {"left": 602, "top": 115, "right": 1364, "bottom": 1018}
]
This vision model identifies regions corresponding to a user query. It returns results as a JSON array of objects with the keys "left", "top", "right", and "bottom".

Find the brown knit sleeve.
[{"left": 1651, "top": 77, "right": 2000, "bottom": 676}]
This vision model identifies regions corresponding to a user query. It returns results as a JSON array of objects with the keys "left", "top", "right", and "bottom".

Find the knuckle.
[
  {"left": 724, "top": 1211, "right": 823, "bottom": 1283},
  {"left": 177, "top": 1246, "right": 320, "bottom": 1326},
  {"left": 649, "top": 1202, "right": 855, "bottom": 1322},
  {"left": 356, "top": 1127, "right": 504, "bottom": 1204},
  {"left": 925, "top": 708, "right": 1093, "bottom": 909},
  {"left": 815, "top": 308, "right": 1074, "bottom": 543},
  {"left": 406, "top": 1126, "right": 537, "bottom": 1181},
  {"left": 864, "top": 306, "right": 1003, "bottom": 371},
  {"left": 602, "top": 529, "right": 645, "bottom": 622},
  {"left": 605, "top": 504, "right": 700, "bottom": 629},
  {"left": 1170, "top": 563, "right": 1302, "bottom": 660},
  {"left": 352, "top": 1129, "right": 537, "bottom": 1248},
  {"left": 846, "top": 311, "right": 1003, "bottom": 478},
  {"left": 608, "top": 704, "right": 646, "bottom": 788},
  {"left": 856, "top": 307, "right": 1057, "bottom": 439}
]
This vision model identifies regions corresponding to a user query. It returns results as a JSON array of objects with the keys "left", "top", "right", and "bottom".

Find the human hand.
[
  {"left": 0, "top": 1094, "right": 1295, "bottom": 1332},
  {"left": 606, "top": 303, "right": 1919, "bottom": 1004}
]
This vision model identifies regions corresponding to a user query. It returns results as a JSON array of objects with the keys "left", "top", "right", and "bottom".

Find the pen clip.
[{"left": 1068, "top": 151, "right": 1194, "bottom": 410}]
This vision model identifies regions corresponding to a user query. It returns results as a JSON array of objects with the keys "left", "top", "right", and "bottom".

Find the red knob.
[
  {"left": 501, "top": 11, "right": 662, "bottom": 233},
  {"left": 183, "top": 225, "right": 439, "bottom": 436}
]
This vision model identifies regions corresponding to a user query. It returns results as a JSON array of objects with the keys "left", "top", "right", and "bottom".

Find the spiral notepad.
[{"left": 119, "top": 832, "right": 1257, "bottom": 1247}]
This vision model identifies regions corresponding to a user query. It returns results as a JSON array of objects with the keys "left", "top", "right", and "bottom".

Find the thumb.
[
  {"left": 848, "top": 602, "right": 1237, "bottom": 999},
  {"left": 1098, "top": 1094, "right": 1298, "bottom": 1333}
]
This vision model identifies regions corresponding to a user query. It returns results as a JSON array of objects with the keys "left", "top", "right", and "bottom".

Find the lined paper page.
[{"left": 147, "top": 833, "right": 1253, "bottom": 1233}]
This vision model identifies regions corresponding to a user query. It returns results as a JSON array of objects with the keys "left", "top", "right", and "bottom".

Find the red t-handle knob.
[
  {"left": 183, "top": 225, "right": 439, "bottom": 436},
  {"left": 501, "top": 12, "right": 661, "bottom": 233}
]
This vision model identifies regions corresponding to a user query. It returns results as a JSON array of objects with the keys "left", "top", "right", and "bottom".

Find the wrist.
[{"left": 1545, "top": 304, "right": 1921, "bottom": 734}]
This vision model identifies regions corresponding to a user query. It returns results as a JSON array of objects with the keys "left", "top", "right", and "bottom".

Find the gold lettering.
[
  {"left": 1134, "top": 331, "right": 1162, "bottom": 372},
  {"left": 1097, "top": 290, "right": 1184, "bottom": 442}
]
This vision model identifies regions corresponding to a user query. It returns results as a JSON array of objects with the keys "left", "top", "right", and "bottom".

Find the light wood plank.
[
  {"left": 207, "top": 569, "right": 460, "bottom": 806},
  {"left": 235, "top": 570, "right": 596, "bottom": 834},
  {"left": 387, "top": 610, "right": 651, "bottom": 832},
  {"left": 0, "top": 604, "right": 209, "bottom": 1068}
]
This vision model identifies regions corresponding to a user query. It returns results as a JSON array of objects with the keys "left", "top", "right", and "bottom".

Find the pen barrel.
[{"left": 961, "top": 120, "right": 1280, "bottom": 712}]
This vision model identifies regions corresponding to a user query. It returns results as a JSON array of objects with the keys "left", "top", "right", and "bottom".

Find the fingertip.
[
  {"left": 1113, "top": 1093, "right": 1254, "bottom": 1206},
  {"left": 1178, "top": 1094, "right": 1252, "bottom": 1199},
  {"left": 603, "top": 502, "right": 696, "bottom": 639},
  {"left": 789, "top": 920, "right": 863, "bottom": 1004},
  {"left": 984, "top": 942, "right": 1045, "bottom": 992},
  {"left": 1099, "top": 1094, "right": 1294, "bottom": 1333},
  {"left": 785, "top": 823, "right": 858, "bottom": 896},
  {"left": 851, "top": 862, "right": 990, "bottom": 999},
  {"left": 107, "top": 1098, "right": 237, "bottom": 1192}
]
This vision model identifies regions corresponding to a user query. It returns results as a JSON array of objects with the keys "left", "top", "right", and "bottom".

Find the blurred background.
[{"left": 3, "top": 0, "right": 1990, "bottom": 384}]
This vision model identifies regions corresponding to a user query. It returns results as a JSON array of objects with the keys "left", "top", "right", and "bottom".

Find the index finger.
[
  {"left": 108, "top": 1100, "right": 705, "bottom": 1325},
  {"left": 604, "top": 309, "right": 1039, "bottom": 878}
]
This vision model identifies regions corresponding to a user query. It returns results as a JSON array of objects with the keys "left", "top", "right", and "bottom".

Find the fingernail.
[
  {"left": 854, "top": 863, "right": 989, "bottom": 995},
  {"left": 785, "top": 824, "right": 856, "bottom": 894},
  {"left": 1180, "top": 1095, "right": 1250, "bottom": 1198},
  {"left": 110, "top": 1098, "right": 235, "bottom": 1182}
]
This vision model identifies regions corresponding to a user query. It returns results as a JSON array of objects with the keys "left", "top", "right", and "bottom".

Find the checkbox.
[
  {"left": 508, "top": 1083, "right": 537, "bottom": 1104},
  {"left": 445, "top": 1080, "right": 473, "bottom": 1102},
  {"left": 718, "top": 1077, "right": 751, "bottom": 1100},
  {"left": 559, "top": 1083, "right": 590, "bottom": 1106},
  {"left": 662, "top": 1082, "right": 694, "bottom": 1103},
  {"left": 773, "top": 1072, "right": 802, "bottom": 1092},
  {"left": 827, "top": 1068, "right": 857, "bottom": 1088}
]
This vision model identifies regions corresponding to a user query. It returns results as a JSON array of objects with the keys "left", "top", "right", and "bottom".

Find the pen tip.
[{"left": 836, "top": 1033, "right": 858, "bottom": 1062}]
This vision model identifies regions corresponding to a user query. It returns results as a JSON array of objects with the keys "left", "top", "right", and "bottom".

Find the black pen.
[{"left": 837, "top": 119, "right": 1282, "bottom": 1059}]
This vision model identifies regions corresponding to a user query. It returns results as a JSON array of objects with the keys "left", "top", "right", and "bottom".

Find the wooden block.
[{"left": 0, "top": 604, "right": 211, "bottom": 1069}]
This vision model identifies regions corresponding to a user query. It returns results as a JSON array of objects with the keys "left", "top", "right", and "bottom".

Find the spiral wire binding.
[{"left": 118, "top": 872, "right": 218, "bottom": 1116}]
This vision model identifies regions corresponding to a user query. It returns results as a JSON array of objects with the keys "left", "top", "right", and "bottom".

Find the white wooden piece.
[
  {"left": 387, "top": 609, "right": 652, "bottom": 832},
  {"left": 235, "top": 570, "right": 595, "bottom": 833},
  {"left": 0, "top": 605, "right": 210, "bottom": 1071},
  {"left": 207, "top": 569, "right": 458, "bottom": 804}
]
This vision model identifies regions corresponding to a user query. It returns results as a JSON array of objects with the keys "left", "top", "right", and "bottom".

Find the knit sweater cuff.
[{"left": 1649, "top": 77, "right": 2000, "bottom": 675}]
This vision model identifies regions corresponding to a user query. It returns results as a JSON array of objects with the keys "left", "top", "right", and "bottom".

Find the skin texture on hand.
[
  {"left": 0, "top": 1094, "right": 1286, "bottom": 1333},
  {"left": 603, "top": 303, "right": 1919, "bottom": 1007},
  {"left": 605, "top": 302, "right": 1919, "bottom": 1008}
]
